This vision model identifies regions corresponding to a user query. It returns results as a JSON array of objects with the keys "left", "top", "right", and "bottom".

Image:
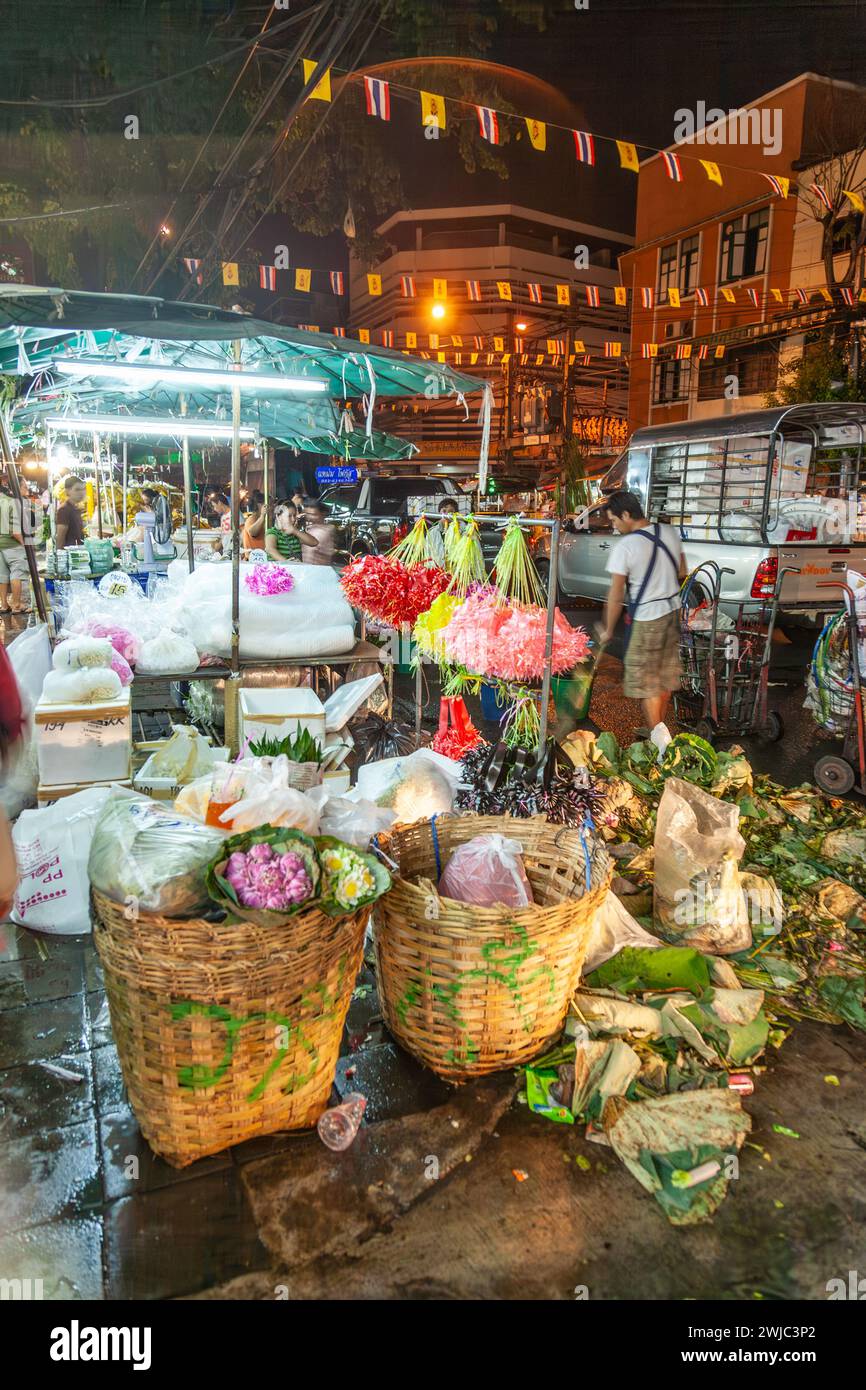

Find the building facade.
[{"left": 620, "top": 73, "right": 866, "bottom": 432}]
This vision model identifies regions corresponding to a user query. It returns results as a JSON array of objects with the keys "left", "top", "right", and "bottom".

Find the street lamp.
[{"left": 430, "top": 302, "right": 446, "bottom": 321}]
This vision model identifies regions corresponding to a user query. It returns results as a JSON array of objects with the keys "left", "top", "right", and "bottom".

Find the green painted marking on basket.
[
  {"left": 394, "top": 924, "right": 556, "bottom": 1066},
  {"left": 168, "top": 960, "right": 352, "bottom": 1101}
]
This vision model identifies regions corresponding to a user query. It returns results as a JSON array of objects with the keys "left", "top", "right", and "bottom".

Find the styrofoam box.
[
  {"left": 132, "top": 748, "right": 229, "bottom": 801},
  {"left": 323, "top": 768, "right": 352, "bottom": 796},
  {"left": 35, "top": 689, "right": 131, "bottom": 789},
  {"left": 238, "top": 687, "right": 325, "bottom": 750},
  {"left": 37, "top": 778, "right": 132, "bottom": 808}
]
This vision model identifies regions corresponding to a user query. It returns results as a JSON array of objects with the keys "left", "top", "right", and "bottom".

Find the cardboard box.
[
  {"left": 238, "top": 687, "right": 325, "bottom": 752},
  {"left": 35, "top": 689, "right": 131, "bottom": 789}
]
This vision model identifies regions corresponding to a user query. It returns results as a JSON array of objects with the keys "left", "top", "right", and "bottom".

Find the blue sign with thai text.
[{"left": 315, "top": 466, "right": 358, "bottom": 485}]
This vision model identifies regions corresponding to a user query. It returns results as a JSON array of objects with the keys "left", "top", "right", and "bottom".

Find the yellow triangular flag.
[
  {"left": 451, "top": 334, "right": 463, "bottom": 347},
  {"left": 535, "top": 354, "right": 545, "bottom": 366},
  {"left": 616, "top": 140, "right": 639, "bottom": 172},
  {"left": 820, "top": 287, "right": 832, "bottom": 302},
  {"left": 775, "top": 176, "right": 790, "bottom": 199},
  {"left": 358, "top": 328, "right": 370, "bottom": 344},
  {"left": 556, "top": 284, "right": 571, "bottom": 305},
  {"left": 668, "top": 287, "right": 680, "bottom": 308},
  {"left": 302, "top": 59, "right": 331, "bottom": 102},
  {"left": 714, "top": 344, "right": 725, "bottom": 357},
  {"left": 432, "top": 278, "right": 447, "bottom": 300},
  {"left": 294, "top": 268, "right": 311, "bottom": 292},
  {"left": 420, "top": 91, "right": 446, "bottom": 131},
  {"left": 525, "top": 118, "right": 546, "bottom": 151},
  {"left": 429, "top": 333, "right": 439, "bottom": 349},
  {"left": 500, "top": 352, "right": 511, "bottom": 364},
  {"left": 405, "top": 331, "right": 417, "bottom": 349},
  {"left": 496, "top": 281, "right": 512, "bottom": 301},
  {"left": 771, "top": 288, "right": 783, "bottom": 302},
  {"left": 366, "top": 273, "right": 382, "bottom": 296},
  {"left": 573, "top": 339, "right": 586, "bottom": 354},
  {"left": 721, "top": 287, "right": 736, "bottom": 303},
  {"left": 645, "top": 343, "right": 658, "bottom": 357},
  {"left": 843, "top": 188, "right": 865, "bottom": 213},
  {"left": 437, "top": 351, "right": 446, "bottom": 363},
  {"left": 614, "top": 286, "right": 627, "bottom": 306},
  {"left": 470, "top": 352, "right": 479, "bottom": 364},
  {"left": 860, "top": 289, "right": 866, "bottom": 303},
  {"left": 493, "top": 336, "right": 504, "bottom": 352},
  {"left": 700, "top": 159, "right": 723, "bottom": 185},
  {"left": 222, "top": 262, "right": 239, "bottom": 287}
]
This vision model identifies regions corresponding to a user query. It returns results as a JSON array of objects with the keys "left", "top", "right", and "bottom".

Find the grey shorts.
[{"left": 0, "top": 545, "right": 29, "bottom": 584}]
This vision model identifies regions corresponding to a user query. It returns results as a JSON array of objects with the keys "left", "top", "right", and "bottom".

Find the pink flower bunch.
[
  {"left": 224, "top": 842, "right": 312, "bottom": 910},
  {"left": 440, "top": 592, "right": 590, "bottom": 682},
  {"left": 245, "top": 565, "right": 295, "bottom": 597},
  {"left": 82, "top": 621, "right": 141, "bottom": 666}
]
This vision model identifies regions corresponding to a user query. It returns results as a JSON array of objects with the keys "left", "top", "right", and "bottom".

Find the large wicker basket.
[
  {"left": 92, "top": 890, "right": 368, "bottom": 1167},
  {"left": 372, "top": 814, "right": 611, "bottom": 1082}
]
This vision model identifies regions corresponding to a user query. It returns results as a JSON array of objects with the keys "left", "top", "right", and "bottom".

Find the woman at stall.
[{"left": 265, "top": 501, "right": 319, "bottom": 562}]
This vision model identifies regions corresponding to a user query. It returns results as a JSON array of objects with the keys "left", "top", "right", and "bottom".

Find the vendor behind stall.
[
  {"left": 265, "top": 501, "right": 318, "bottom": 562},
  {"left": 54, "top": 475, "right": 86, "bottom": 549},
  {"left": 301, "top": 498, "right": 336, "bottom": 567},
  {"left": 242, "top": 490, "right": 266, "bottom": 552}
]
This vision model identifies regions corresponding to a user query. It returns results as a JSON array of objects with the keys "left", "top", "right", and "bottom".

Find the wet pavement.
[{"left": 1, "top": 617, "right": 864, "bottom": 1300}]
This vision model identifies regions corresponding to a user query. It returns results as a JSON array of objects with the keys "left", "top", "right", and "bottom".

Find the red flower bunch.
[{"left": 340, "top": 555, "right": 449, "bottom": 627}]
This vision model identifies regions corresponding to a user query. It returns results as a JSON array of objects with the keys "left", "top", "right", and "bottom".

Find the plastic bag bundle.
[
  {"left": 53, "top": 636, "right": 114, "bottom": 671},
  {"left": 143, "top": 725, "right": 223, "bottom": 783},
  {"left": 653, "top": 777, "right": 750, "bottom": 954},
  {"left": 437, "top": 833, "right": 534, "bottom": 908},
  {"left": 355, "top": 748, "right": 460, "bottom": 822},
  {"left": 14, "top": 784, "right": 116, "bottom": 933},
  {"left": 88, "top": 796, "right": 226, "bottom": 916},
  {"left": 137, "top": 631, "right": 200, "bottom": 674},
  {"left": 317, "top": 795, "right": 396, "bottom": 848},
  {"left": 42, "top": 666, "right": 123, "bottom": 704},
  {"left": 81, "top": 621, "right": 141, "bottom": 668}
]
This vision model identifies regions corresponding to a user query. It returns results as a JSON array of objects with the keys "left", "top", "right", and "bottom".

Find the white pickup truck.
[{"left": 545, "top": 403, "right": 866, "bottom": 628}]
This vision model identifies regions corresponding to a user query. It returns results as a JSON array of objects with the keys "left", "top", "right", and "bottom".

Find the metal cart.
[
  {"left": 811, "top": 581, "right": 866, "bottom": 796},
  {"left": 674, "top": 561, "right": 798, "bottom": 744}
]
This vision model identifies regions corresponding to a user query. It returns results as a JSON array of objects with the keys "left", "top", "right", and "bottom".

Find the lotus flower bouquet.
[
  {"left": 316, "top": 837, "right": 391, "bottom": 917},
  {"left": 206, "top": 826, "right": 321, "bottom": 925}
]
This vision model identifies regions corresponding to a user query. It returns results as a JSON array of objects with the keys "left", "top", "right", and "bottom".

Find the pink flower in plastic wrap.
[
  {"left": 244, "top": 565, "right": 295, "bottom": 597},
  {"left": 108, "top": 649, "right": 134, "bottom": 686},
  {"left": 83, "top": 621, "right": 141, "bottom": 667},
  {"left": 223, "top": 843, "right": 312, "bottom": 910}
]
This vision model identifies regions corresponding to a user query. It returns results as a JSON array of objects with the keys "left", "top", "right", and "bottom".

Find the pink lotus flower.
[{"left": 224, "top": 843, "right": 312, "bottom": 910}]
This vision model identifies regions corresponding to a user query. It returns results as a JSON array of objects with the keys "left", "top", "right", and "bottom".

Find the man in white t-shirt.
[{"left": 599, "top": 491, "right": 687, "bottom": 730}]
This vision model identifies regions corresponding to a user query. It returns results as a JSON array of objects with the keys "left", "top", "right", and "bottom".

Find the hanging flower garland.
[
  {"left": 438, "top": 591, "right": 590, "bottom": 683},
  {"left": 340, "top": 553, "right": 449, "bottom": 628}
]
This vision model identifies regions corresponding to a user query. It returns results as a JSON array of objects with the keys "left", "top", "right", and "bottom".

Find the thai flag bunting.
[
  {"left": 528, "top": 283, "right": 543, "bottom": 303},
  {"left": 585, "top": 285, "right": 600, "bottom": 307},
  {"left": 329, "top": 271, "right": 345, "bottom": 295},
  {"left": 641, "top": 343, "right": 657, "bottom": 358},
  {"left": 473, "top": 334, "right": 484, "bottom": 349},
  {"left": 259, "top": 265, "right": 277, "bottom": 291},
  {"left": 811, "top": 183, "right": 833, "bottom": 211},
  {"left": 364, "top": 76, "right": 390, "bottom": 120},
  {"left": 662, "top": 151, "right": 683, "bottom": 182},
  {"left": 573, "top": 130, "right": 595, "bottom": 165},
  {"left": 640, "top": 287, "right": 655, "bottom": 308},
  {"left": 547, "top": 338, "right": 565, "bottom": 354},
  {"left": 841, "top": 287, "right": 855, "bottom": 305},
  {"left": 381, "top": 329, "right": 394, "bottom": 347},
  {"left": 577, "top": 354, "right": 591, "bottom": 365},
  {"left": 514, "top": 337, "right": 524, "bottom": 352},
  {"left": 183, "top": 257, "right": 203, "bottom": 285},
  {"left": 694, "top": 287, "right": 709, "bottom": 306},
  {"left": 400, "top": 275, "right": 416, "bottom": 298},
  {"left": 747, "top": 287, "right": 759, "bottom": 306},
  {"left": 761, "top": 173, "right": 790, "bottom": 198},
  {"left": 476, "top": 106, "right": 499, "bottom": 144},
  {"left": 332, "top": 326, "right": 346, "bottom": 336},
  {"left": 466, "top": 280, "right": 482, "bottom": 301},
  {"left": 675, "top": 343, "right": 692, "bottom": 359},
  {"left": 795, "top": 288, "right": 808, "bottom": 303},
  {"left": 696, "top": 344, "right": 709, "bottom": 359},
  {"left": 604, "top": 341, "right": 621, "bottom": 357}
]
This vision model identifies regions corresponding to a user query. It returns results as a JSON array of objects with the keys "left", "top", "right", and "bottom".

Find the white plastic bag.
[
  {"left": 6, "top": 623, "right": 51, "bottom": 712},
  {"left": 88, "top": 796, "right": 225, "bottom": 916},
  {"left": 42, "top": 666, "right": 122, "bottom": 704},
  {"left": 583, "top": 888, "right": 664, "bottom": 974},
  {"left": 317, "top": 795, "right": 396, "bottom": 848},
  {"left": 137, "top": 631, "right": 200, "bottom": 674},
  {"left": 654, "top": 777, "right": 750, "bottom": 954},
  {"left": 355, "top": 748, "right": 460, "bottom": 821},
  {"left": 438, "top": 833, "right": 533, "bottom": 908},
  {"left": 12, "top": 784, "right": 115, "bottom": 934},
  {"left": 140, "top": 725, "right": 223, "bottom": 783},
  {"left": 52, "top": 635, "right": 113, "bottom": 670},
  {"left": 218, "top": 781, "right": 321, "bottom": 835}
]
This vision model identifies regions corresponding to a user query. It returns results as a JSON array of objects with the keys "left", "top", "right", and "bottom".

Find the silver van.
[{"left": 549, "top": 404, "right": 866, "bottom": 626}]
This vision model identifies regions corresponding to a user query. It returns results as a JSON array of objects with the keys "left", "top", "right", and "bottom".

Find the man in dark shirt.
[{"left": 54, "top": 476, "right": 86, "bottom": 549}]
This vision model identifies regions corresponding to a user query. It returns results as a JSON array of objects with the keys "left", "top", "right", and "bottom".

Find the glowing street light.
[{"left": 430, "top": 301, "right": 446, "bottom": 321}]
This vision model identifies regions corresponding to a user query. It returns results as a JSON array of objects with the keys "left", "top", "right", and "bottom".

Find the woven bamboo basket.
[
  {"left": 92, "top": 890, "right": 368, "bottom": 1167},
  {"left": 372, "top": 814, "right": 611, "bottom": 1082}
]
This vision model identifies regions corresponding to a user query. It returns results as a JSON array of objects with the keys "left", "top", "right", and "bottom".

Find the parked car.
[
  {"left": 318, "top": 475, "right": 466, "bottom": 559},
  {"left": 537, "top": 404, "right": 866, "bottom": 629}
]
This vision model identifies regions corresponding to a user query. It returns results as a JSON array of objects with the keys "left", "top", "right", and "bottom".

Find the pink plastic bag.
[{"left": 438, "top": 833, "right": 534, "bottom": 908}]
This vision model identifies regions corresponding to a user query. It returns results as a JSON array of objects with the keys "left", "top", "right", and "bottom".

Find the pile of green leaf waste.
[{"left": 523, "top": 730, "right": 866, "bottom": 1224}]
